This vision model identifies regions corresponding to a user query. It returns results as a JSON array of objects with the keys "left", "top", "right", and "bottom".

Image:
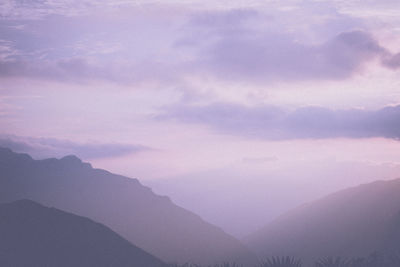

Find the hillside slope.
[
  {"left": 0, "top": 199, "right": 166, "bottom": 267},
  {"left": 245, "top": 178, "right": 400, "bottom": 263},
  {"left": 0, "top": 147, "right": 256, "bottom": 266}
]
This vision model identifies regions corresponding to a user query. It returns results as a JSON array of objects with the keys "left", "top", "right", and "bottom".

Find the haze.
[{"left": 1, "top": 0, "right": 400, "bottom": 238}]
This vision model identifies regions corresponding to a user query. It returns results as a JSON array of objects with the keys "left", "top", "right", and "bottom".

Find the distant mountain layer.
[
  {"left": 245, "top": 178, "right": 400, "bottom": 263},
  {"left": 0, "top": 199, "right": 166, "bottom": 267},
  {"left": 0, "top": 147, "right": 256, "bottom": 266}
]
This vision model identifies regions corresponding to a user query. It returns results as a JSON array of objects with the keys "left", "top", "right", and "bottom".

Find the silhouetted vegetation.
[
  {"left": 169, "top": 253, "right": 400, "bottom": 267},
  {"left": 168, "top": 263, "right": 243, "bottom": 267},
  {"left": 260, "top": 256, "right": 302, "bottom": 267},
  {"left": 314, "top": 253, "right": 400, "bottom": 267},
  {"left": 315, "top": 257, "right": 350, "bottom": 267}
]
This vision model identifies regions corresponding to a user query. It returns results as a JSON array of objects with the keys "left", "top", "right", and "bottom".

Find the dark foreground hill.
[
  {"left": 245, "top": 178, "right": 400, "bottom": 264},
  {"left": 0, "top": 199, "right": 166, "bottom": 267},
  {"left": 0, "top": 147, "right": 256, "bottom": 266}
]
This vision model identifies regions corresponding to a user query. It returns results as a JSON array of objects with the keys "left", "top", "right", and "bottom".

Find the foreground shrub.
[
  {"left": 168, "top": 251, "right": 400, "bottom": 267},
  {"left": 315, "top": 257, "right": 350, "bottom": 267},
  {"left": 315, "top": 252, "right": 400, "bottom": 267},
  {"left": 168, "top": 263, "right": 242, "bottom": 267},
  {"left": 260, "top": 256, "right": 302, "bottom": 267}
]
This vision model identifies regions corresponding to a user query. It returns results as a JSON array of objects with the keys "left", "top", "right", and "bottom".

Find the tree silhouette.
[{"left": 260, "top": 256, "right": 302, "bottom": 267}]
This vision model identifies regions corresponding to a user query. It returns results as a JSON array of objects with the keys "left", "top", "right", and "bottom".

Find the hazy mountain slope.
[
  {"left": 0, "top": 199, "right": 166, "bottom": 267},
  {"left": 0, "top": 147, "right": 256, "bottom": 266},
  {"left": 245, "top": 178, "right": 400, "bottom": 263},
  {"left": 146, "top": 160, "right": 399, "bottom": 239}
]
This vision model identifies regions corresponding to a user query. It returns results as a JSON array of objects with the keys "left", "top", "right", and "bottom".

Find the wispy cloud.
[
  {"left": 0, "top": 135, "right": 151, "bottom": 159},
  {"left": 0, "top": 0, "right": 147, "bottom": 20}
]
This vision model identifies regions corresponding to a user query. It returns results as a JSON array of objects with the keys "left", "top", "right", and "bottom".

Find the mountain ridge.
[
  {"left": 0, "top": 147, "right": 257, "bottom": 266},
  {"left": 245, "top": 177, "right": 400, "bottom": 264}
]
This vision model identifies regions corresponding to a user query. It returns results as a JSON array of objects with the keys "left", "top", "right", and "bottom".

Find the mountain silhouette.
[
  {"left": 0, "top": 199, "right": 166, "bottom": 267},
  {"left": 245, "top": 178, "right": 400, "bottom": 264},
  {"left": 0, "top": 147, "right": 256, "bottom": 266}
]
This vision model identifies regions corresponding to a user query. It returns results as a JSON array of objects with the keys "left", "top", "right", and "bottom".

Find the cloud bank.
[
  {"left": 0, "top": 5, "right": 399, "bottom": 85},
  {"left": 181, "top": 9, "right": 400, "bottom": 82},
  {"left": 160, "top": 103, "right": 400, "bottom": 140}
]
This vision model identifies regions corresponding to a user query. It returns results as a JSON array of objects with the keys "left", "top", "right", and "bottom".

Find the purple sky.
[{"left": 2, "top": 0, "right": 400, "bottom": 237}]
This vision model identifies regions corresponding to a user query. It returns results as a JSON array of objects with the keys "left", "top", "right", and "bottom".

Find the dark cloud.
[
  {"left": 177, "top": 9, "right": 400, "bottom": 82},
  {"left": 186, "top": 28, "right": 393, "bottom": 82},
  {"left": 160, "top": 103, "right": 400, "bottom": 140},
  {"left": 0, "top": 135, "right": 150, "bottom": 159},
  {"left": 382, "top": 52, "right": 400, "bottom": 69}
]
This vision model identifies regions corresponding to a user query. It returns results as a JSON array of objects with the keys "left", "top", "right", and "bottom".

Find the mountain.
[
  {"left": 147, "top": 160, "right": 399, "bottom": 239},
  {"left": 0, "top": 147, "right": 256, "bottom": 266},
  {"left": 245, "top": 178, "right": 400, "bottom": 264},
  {"left": 0, "top": 199, "right": 166, "bottom": 267}
]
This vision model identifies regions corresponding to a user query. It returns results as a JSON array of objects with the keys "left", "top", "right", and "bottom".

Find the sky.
[{"left": 1, "top": 0, "right": 400, "bottom": 237}]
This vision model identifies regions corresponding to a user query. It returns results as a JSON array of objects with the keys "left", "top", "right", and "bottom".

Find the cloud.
[
  {"left": 0, "top": 135, "right": 150, "bottom": 159},
  {"left": 0, "top": 4, "right": 399, "bottom": 85},
  {"left": 159, "top": 102, "right": 400, "bottom": 140},
  {"left": 182, "top": 12, "right": 397, "bottom": 82},
  {"left": 0, "top": 0, "right": 148, "bottom": 20},
  {"left": 241, "top": 156, "right": 278, "bottom": 164},
  {"left": 0, "top": 7, "right": 183, "bottom": 85},
  {"left": 0, "top": 57, "right": 181, "bottom": 85},
  {"left": 382, "top": 52, "right": 400, "bottom": 69},
  {"left": 0, "top": 58, "right": 93, "bottom": 81},
  {"left": 5, "top": 28, "right": 389, "bottom": 84}
]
